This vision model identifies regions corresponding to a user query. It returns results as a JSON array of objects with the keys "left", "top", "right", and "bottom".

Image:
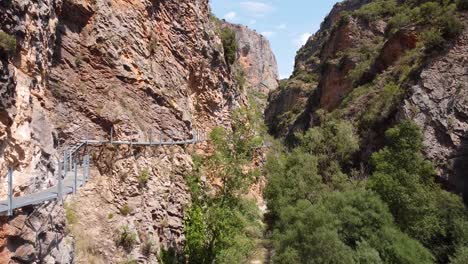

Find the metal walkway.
[{"left": 0, "top": 129, "right": 206, "bottom": 216}]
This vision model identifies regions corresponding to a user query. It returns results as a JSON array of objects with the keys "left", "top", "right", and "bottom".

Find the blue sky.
[{"left": 210, "top": 0, "right": 340, "bottom": 79}]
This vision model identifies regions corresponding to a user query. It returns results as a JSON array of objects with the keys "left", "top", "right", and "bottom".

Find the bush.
[
  {"left": 220, "top": 27, "right": 238, "bottom": 65},
  {"left": 0, "top": 31, "right": 16, "bottom": 54},
  {"left": 65, "top": 204, "right": 78, "bottom": 225},
  {"left": 369, "top": 121, "right": 468, "bottom": 262},
  {"left": 439, "top": 15, "right": 464, "bottom": 39},
  {"left": 119, "top": 204, "right": 132, "bottom": 216},
  {"left": 138, "top": 168, "right": 150, "bottom": 187},
  {"left": 353, "top": 0, "right": 397, "bottom": 22},
  {"left": 451, "top": 247, "right": 468, "bottom": 264},
  {"left": 117, "top": 226, "right": 137, "bottom": 251},
  {"left": 421, "top": 29, "right": 445, "bottom": 51}
]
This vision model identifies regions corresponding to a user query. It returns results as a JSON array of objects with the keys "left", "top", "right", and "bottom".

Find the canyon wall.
[
  {"left": 224, "top": 23, "right": 278, "bottom": 95},
  {"left": 0, "top": 0, "right": 276, "bottom": 263},
  {"left": 265, "top": 0, "right": 468, "bottom": 197}
]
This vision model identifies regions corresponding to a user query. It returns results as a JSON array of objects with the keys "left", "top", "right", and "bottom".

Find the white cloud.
[
  {"left": 280, "top": 73, "right": 291, "bottom": 79},
  {"left": 261, "top": 31, "right": 276, "bottom": 38},
  {"left": 240, "top": 1, "right": 274, "bottom": 16},
  {"left": 295, "top": 32, "right": 312, "bottom": 47},
  {"left": 223, "top": 11, "right": 237, "bottom": 21},
  {"left": 277, "top": 23, "right": 287, "bottom": 30}
]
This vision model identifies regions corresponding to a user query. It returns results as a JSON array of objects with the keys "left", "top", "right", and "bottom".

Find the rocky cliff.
[
  {"left": 265, "top": 0, "right": 468, "bottom": 197},
  {"left": 223, "top": 23, "right": 278, "bottom": 96},
  {"left": 0, "top": 0, "right": 276, "bottom": 263}
]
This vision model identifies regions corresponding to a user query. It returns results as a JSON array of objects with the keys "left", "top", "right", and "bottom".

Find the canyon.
[{"left": 0, "top": 0, "right": 467, "bottom": 263}]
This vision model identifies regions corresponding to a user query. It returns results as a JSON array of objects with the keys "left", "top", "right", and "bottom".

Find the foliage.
[
  {"left": 369, "top": 121, "right": 468, "bottom": 262},
  {"left": 451, "top": 247, "right": 468, "bottom": 264},
  {"left": 421, "top": 29, "right": 445, "bottom": 51},
  {"left": 386, "top": 0, "right": 463, "bottom": 42},
  {"left": 220, "top": 27, "right": 238, "bottom": 65},
  {"left": 183, "top": 102, "right": 263, "bottom": 264},
  {"left": 117, "top": 226, "right": 137, "bottom": 252},
  {"left": 65, "top": 203, "right": 78, "bottom": 225},
  {"left": 0, "top": 31, "right": 16, "bottom": 55},
  {"left": 235, "top": 69, "right": 246, "bottom": 90},
  {"left": 353, "top": 0, "right": 397, "bottom": 22},
  {"left": 361, "top": 82, "right": 403, "bottom": 127},
  {"left": 138, "top": 168, "right": 150, "bottom": 187},
  {"left": 271, "top": 191, "right": 433, "bottom": 264},
  {"left": 119, "top": 204, "right": 132, "bottom": 216}
]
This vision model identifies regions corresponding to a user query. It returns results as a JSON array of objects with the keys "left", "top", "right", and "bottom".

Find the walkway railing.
[{"left": 1, "top": 129, "right": 206, "bottom": 216}]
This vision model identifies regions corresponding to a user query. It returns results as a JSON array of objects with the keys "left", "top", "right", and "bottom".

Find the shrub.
[
  {"left": 119, "top": 204, "right": 132, "bottom": 216},
  {"left": 235, "top": 69, "right": 246, "bottom": 90},
  {"left": 369, "top": 121, "right": 468, "bottom": 262},
  {"left": 0, "top": 31, "right": 16, "bottom": 54},
  {"left": 138, "top": 169, "right": 150, "bottom": 187},
  {"left": 220, "top": 27, "right": 238, "bottom": 65},
  {"left": 421, "top": 29, "right": 445, "bottom": 51},
  {"left": 117, "top": 226, "right": 137, "bottom": 251},
  {"left": 439, "top": 15, "right": 464, "bottom": 39},
  {"left": 451, "top": 247, "right": 468, "bottom": 264},
  {"left": 65, "top": 204, "right": 78, "bottom": 225},
  {"left": 353, "top": 0, "right": 397, "bottom": 22}
]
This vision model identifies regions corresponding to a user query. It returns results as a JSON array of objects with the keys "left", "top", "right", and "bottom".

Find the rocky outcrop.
[
  {"left": 224, "top": 23, "right": 278, "bottom": 95},
  {"left": 401, "top": 20, "right": 468, "bottom": 196},
  {"left": 0, "top": 0, "right": 251, "bottom": 262},
  {"left": 265, "top": 0, "right": 468, "bottom": 197}
]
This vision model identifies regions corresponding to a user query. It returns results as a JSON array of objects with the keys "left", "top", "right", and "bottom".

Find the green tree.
[
  {"left": 220, "top": 27, "right": 238, "bottom": 65},
  {"left": 369, "top": 121, "right": 468, "bottom": 262},
  {"left": 184, "top": 103, "right": 263, "bottom": 264}
]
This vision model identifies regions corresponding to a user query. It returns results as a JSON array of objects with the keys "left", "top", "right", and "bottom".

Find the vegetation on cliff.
[
  {"left": 266, "top": 119, "right": 468, "bottom": 263},
  {"left": 0, "top": 31, "right": 16, "bottom": 55},
  {"left": 182, "top": 97, "right": 264, "bottom": 264}
]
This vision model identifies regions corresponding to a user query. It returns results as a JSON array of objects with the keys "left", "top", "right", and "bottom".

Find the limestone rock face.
[
  {"left": 224, "top": 23, "right": 279, "bottom": 94},
  {"left": 0, "top": 0, "right": 252, "bottom": 262}
]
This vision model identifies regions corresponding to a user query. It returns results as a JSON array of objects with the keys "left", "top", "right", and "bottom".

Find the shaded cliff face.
[
  {"left": 224, "top": 23, "right": 279, "bottom": 95},
  {"left": 0, "top": 0, "right": 250, "bottom": 262},
  {"left": 265, "top": 0, "right": 468, "bottom": 195}
]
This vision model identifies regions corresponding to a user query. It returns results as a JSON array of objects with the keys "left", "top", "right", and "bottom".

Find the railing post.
[
  {"left": 171, "top": 130, "right": 174, "bottom": 144},
  {"left": 82, "top": 157, "right": 86, "bottom": 182},
  {"left": 149, "top": 129, "right": 152, "bottom": 145},
  {"left": 85, "top": 154, "right": 90, "bottom": 181},
  {"left": 160, "top": 130, "right": 162, "bottom": 145},
  {"left": 58, "top": 161, "right": 63, "bottom": 201},
  {"left": 110, "top": 127, "right": 113, "bottom": 144},
  {"left": 7, "top": 168, "right": 13, "bottom": 216},
  {"left": 63, "top": 150, "right": 68, "bottom": 174},
  {"left": 73, "top": 161, "right": 78, "bottom": 194},
  {"left": 69, "top": 151, "right": 73, "bottom": 171}
]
